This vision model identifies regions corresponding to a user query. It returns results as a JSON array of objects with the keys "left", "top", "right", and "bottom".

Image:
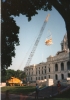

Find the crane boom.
[{"left": 25, "top": 14, "right": 50, "bottom": 67}]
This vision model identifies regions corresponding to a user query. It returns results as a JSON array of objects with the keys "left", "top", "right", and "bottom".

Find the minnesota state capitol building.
[{"left": 24, "top": 33, "right": 70, "bottom": 85}]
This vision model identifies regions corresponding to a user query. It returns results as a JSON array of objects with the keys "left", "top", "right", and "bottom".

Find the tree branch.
[{"left": 47, "top": 0, "right": 66, "bottom": 20}]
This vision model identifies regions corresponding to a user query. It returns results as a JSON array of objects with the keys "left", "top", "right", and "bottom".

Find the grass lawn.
[
  {"left": 51, "top": 98, "right": 70, "bottom": 100},
  {"left": 1, "top": 86, "right": 35, "bottom": 95},
  {"left": 1, "top": 86, "right": 70, "bottom": 100}
]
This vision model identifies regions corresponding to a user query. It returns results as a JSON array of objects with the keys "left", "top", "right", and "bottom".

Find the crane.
[{"left": 25, "top": 14, "right": 50, "bottom": 67}]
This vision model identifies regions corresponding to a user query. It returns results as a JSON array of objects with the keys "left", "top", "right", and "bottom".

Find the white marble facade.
[{"left": 24, "top": 34, "right": 70, "bottom": 85}]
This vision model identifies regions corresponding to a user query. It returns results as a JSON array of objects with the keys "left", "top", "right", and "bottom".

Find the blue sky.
[{"left": 9, "top": 7, "right": 66, "bottom": 71}]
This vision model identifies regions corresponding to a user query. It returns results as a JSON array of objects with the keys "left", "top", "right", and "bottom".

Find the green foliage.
[
  {"left": 1, "top": 69, "right": 27, "bottom": 82},
  {"left": 1, "top": 86, "right": 35, "bottom": 95},
  {"left": 1, "top": 15, "right": 20, "bottom": 75}
]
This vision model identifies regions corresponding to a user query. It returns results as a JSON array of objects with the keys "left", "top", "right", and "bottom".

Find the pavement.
[
  {"left": 1, "top": 93, "right": 34, "bottom": 100},
  {"left": 1, "top": 93, "right": 43, "bottom": 100}
]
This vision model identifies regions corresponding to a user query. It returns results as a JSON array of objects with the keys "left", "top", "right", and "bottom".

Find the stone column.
[
  {"left": 58, "top": 73, "right": 61, "bottom": 80},
  {"left": 53, "top": 63, "right": 55, "bottom": 73},
  {"left": 33, "top": 65, "right": 36, "bottom": 81},
  {"left": 64, "top": 61, "right": 68, "bottom": 79},
  {"left": 58, "top": 63, "right": 61, "bottom": 72},
  {"left": 64, "top": 61, "right": 67, "bottom": 71}
]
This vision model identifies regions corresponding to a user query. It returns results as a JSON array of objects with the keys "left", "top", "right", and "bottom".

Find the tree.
[
  {"left": 1, "top": 69, "right": 15, "bottom": 82},
  {"left": 1, "top": 69, "right": 27, "bottom": 82},
  {"left": 1, "top": 0, "right": 70, "bottom": 73},
  {"left": 15, "top": 70, "right": 27, "bottom": 80}
]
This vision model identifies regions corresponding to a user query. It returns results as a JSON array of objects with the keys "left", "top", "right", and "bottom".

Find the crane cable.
[
  {"left": 25, "top": 14, "right": 50, "bottom": 67},
  {"left": 45, "top": 29, "right": 53, "bottom": 45},
  {"left": 18, "top": 29, "right": 43, "bottom": 69}
]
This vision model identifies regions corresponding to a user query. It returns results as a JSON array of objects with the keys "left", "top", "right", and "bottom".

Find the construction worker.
[
  {"left": 35, "top": 83, "right": 39, "bottom": 99},
  {"left": 57, "top": 81, "right": 61, "bottom": 94}
]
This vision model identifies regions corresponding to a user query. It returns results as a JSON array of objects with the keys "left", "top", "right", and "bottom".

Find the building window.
[
  {"left": 36, "top": 71, "right": 37, "bottom": 75},
  {"left": 39, "top": 70, "right": 40, "bottom": 74},
  {"left": 28, "top": 77, "right": 29, "bottom": 81},
  {"left": 68, "top": 73, "right": 70, "bottom": 77},
  {"left": 55, "top": 64, "right": 58, "bottom": 71},
  {"left": 61, "top": 63, "right": 64, "bottom": 71},
  {"left": 67, "top": 61, "right": 70, "bottom": 70},
  {"left": 41, "top": 76, "right": 43, "bottom": 80},
  {"left": 31, "top": 77, "right": 32, "bottom": 80},
  {"left": 49, "top": 68, "right": 50, "bottom": 72},
  {"left": 44, "top": 76, "right": 46, "bottom": 79},
  {"left": 45, "top": 69, "right": 46, "bottom": 74},
  {"left": 38, "top": 77, "right": 40, "bottom": 80},
  {"left": 48, "top": 75, "right": 50, "bottom": 78},
  {"left": 61, "top": 74, "right": 64, "bottom": 79},
  {"left": 42, "top": 70, "right": 43, "bottom": 74},
  {"left": 55, "top": 74, "right": 58, "bottom": 80},
  {"left": 36, "top": 77, "right": 37, "bottom": 80}
]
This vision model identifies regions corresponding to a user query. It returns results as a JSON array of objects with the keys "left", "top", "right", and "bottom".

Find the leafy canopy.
[{"left": 1, "top": 0, "right": 70, "bottom": 74}]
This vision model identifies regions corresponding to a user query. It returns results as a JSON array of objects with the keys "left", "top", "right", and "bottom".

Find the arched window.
[
  {"left": 44, "top": 76, "right": 46, "bottom": 79},
  {"left": 61, "top": 74, "right": 64, "bottom": 79},
  {"left": 55, "top": 74, "right": 58, "bottom": 80},
  {"left": 61, "top": 62, "right": 64, "bottom": 71},
  {"left": 67, "top": 61, "right": 70, "bottom": 70},
  {"left": 68, "top": 73, "right": 70, "bottom": 77},
  {"left": 55, "top": 64, "right": 58, "bottom": 71}
]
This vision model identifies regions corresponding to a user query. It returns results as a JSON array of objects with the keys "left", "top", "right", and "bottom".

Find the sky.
[{"left": 9, "top": 7, "right": 66, "bottom": 71}]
